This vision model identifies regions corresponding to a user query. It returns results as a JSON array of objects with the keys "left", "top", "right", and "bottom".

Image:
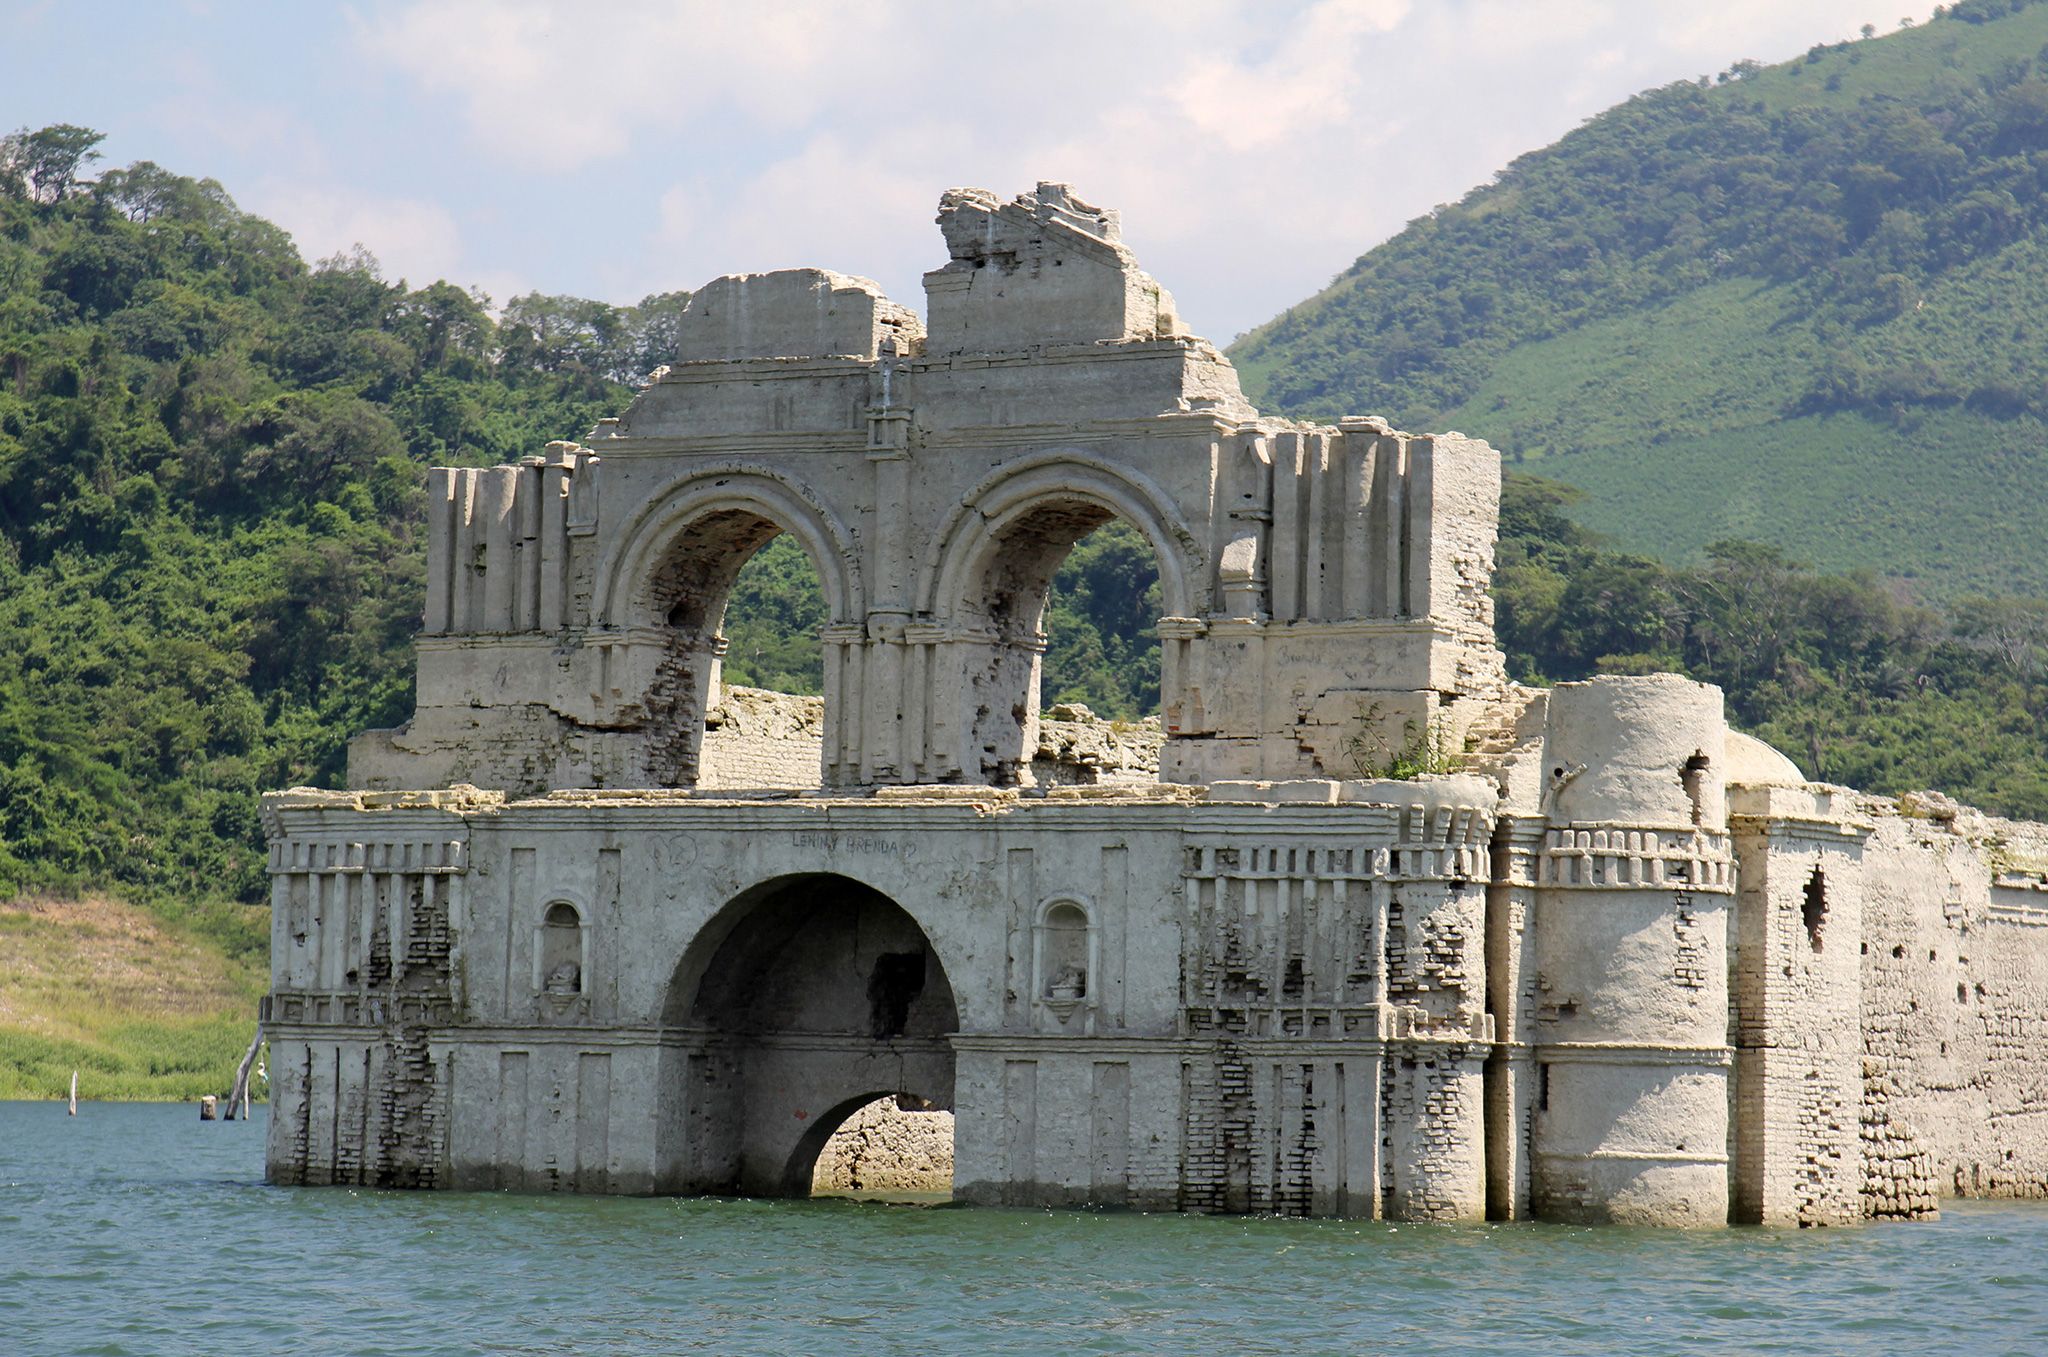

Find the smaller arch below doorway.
[{"left": 799, "top": 1091, "right": 956, "bottom": 1200}]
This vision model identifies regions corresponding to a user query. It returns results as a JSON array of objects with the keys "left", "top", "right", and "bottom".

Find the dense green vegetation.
[
  {"left": 1497, "top": 473, "right": 2048, "bottom": 816},
  {"left": 0, "top": 126, "right": 678, "bottom": 943},
  {"left": 1231, "top": 0, "right": 2048, "bottom": 599}
]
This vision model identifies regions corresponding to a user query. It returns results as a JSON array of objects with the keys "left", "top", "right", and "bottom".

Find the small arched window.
[
  {"left": 1037, "top": 900, "right": 1091, "bottom": 1001},
  {"left": 540, "top": 902, "right": 584, "bottom": 994}
]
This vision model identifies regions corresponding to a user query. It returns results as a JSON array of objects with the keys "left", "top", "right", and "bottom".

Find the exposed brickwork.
[{"left": 264, "top": 839, "right": 458, "bottom": 1189}]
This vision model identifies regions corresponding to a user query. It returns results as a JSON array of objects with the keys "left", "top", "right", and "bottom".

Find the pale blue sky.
[{"left": 6, "top": 1, "right": 1928, "bottom": 341}]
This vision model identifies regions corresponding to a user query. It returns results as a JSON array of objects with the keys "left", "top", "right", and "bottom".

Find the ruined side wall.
[
  {"left": 1163, "top": 777, "right": 1497, "bottom": 1220},
  {"left": 1726, "top": 788, "right": 1868, "bottom": 1226},
  {"left": 1859, "top": 795, "right": 2048, "bottom": 1205},
  {"left": 698, "top": 686, "right": 826, "bottom": 789}
]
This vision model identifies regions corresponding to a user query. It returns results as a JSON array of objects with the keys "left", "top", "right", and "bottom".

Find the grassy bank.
[{"left": 0, "top": 894, "right": 265, "bottom": 1101}]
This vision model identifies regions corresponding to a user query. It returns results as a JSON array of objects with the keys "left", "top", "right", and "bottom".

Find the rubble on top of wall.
[
  {"left": 1032, "top": 703, "right": 1164, "bottom": 786},
  {"left": 697, "top": 687, "right": 1167, "bottom": 790},
  {"left": 704, "top": 685, "right": 824, "bottom": 741},
  {"left": 1877, "top": 787, "right": 2048, "bottom": 871}
]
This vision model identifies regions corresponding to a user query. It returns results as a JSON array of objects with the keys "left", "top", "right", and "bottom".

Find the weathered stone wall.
[
  {"left": 1858, "top": 793, "right": 2048, "bottom": 1207},
  {"left": 698, "top": 686, "right": 825, "bottom": 789},
  {"left": 262, "top": 827, "right": 466, "bottom": 1188}
]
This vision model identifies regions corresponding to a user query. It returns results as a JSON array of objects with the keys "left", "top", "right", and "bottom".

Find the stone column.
[
  {"left": 1333, "top": 419, "right": 1385, "bottom": 620},
  {"left": 862, "top": 403, "right": 913, "bottom": 783},
  {"left": 1530, "top": 675, "right": 1735, "bottom": 1226},
  {"left": 478, "top": 466, "right": 518, "bottom": 633},
  {"left": 819, "top": 624, "right": 867, "bottom": 786},
  {"left": 424, "top": 467, "right": 458, "bottom": 635},
  {"left": 1727, "top": 787, "right": 1871, "bottom": 1225},
  {"left": 449, "top": 468, "right": 480, "bottom": 634},
  {"left": 538, "top": 444, "right": 573, "bottom": 633},
  {"left": 516, "top": 456, "right": 543, "bottom": 632}
]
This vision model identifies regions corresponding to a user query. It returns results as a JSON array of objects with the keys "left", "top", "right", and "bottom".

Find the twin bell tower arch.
[{"left": 349, "top": 182, "right": 1506, "bottom": 797}]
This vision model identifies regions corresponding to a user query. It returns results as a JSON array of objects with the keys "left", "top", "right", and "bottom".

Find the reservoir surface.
[{"left": 3, "top": 1102, "right": 2043, "bottom": 1356}]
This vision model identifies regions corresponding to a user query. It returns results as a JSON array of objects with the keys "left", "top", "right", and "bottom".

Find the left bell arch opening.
[{"left": 635, "top": 508, "right": 830, "bottom": 789}]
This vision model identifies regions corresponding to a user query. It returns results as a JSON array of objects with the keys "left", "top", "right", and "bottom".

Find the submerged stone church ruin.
[{"left": 261, "top": 185, "right": 2048, "bottom": 1225}]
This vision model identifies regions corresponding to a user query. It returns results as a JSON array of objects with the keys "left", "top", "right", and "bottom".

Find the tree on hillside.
[{"left": 0, "top": 124, "right": 105, "bottom": 203}]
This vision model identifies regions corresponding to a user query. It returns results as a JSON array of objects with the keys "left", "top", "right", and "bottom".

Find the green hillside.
[
  {"left": 0, "top": 129, "right": 677, "bottom": 910},
  {"left": 1232, "top": 0, "right": 2048, "bottom": 600}
]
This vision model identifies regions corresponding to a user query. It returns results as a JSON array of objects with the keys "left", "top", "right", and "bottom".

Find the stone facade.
[{"left": 263, "top": 184, "right": 2048, "bottom": 1225}]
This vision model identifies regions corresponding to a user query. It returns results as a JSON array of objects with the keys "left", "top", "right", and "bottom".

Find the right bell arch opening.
[{"left": 952, "top": 498, "right": 1167, "bottom": 787}]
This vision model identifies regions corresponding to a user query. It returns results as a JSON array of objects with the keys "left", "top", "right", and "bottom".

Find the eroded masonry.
[{"left": 262, "top": 185, "right": 2048, "bottom": 1225}]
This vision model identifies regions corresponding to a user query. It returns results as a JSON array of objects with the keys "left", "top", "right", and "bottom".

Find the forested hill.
[
  {"left": 0, "top": 129, "right": 678, "bottom": 924},
  {"left": 1231, "top": 0, "right": 2048, "bottom": 601}
]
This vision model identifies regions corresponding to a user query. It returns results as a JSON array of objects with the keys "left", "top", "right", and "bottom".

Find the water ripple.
[{"left": 2, "top": 1103, "right": 2042, "bottom": 1356}]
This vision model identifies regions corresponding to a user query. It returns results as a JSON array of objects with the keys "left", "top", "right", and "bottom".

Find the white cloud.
[
  {"left": 1167, "top": 0, "right": 1411, "bottom": 152},
  {"left": 352, "top": 0, "right": 1940, "bottom": 336},
  {"left": 350, "top": 0, "right": 895, "bottom": 172},
  {"left": 245, "top": 180, "right": 467, "bottom": 284}
]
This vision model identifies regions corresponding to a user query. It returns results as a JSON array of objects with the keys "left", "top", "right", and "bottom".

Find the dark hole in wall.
[
  {"left": 1803, "top": 867, "right": 1827, "bottom": 952},
  {"left": 1282, "top": 957, "right": 1305, "bottom": 1000},
  {"left": 1680, "top": 752, "right": 1711, "bottom": 826},
  {"left": 868, "top": 951, "right": 927, "bottom": 1038},
  {"left": 1538, "top": 1063, "right": 1551, "bottom": 1112}
]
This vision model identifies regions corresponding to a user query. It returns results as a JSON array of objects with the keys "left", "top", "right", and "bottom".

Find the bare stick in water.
[{"left": 225, "top": 1026, "right": 263, "bottom": 1122}]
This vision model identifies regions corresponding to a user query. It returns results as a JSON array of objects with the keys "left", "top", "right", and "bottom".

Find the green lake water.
[{"left": 3, "top": 1102, "right": 2044, "bottom": 1355}]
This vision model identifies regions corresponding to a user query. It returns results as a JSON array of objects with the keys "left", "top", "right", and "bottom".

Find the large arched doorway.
[
  {"left": 961, "top": 495, "right": 1121, "bottom": 784},
  {"left": 663, "top": 873, "right": 958, "bottom": 1197},
  {"left": 638, "top": 508, "right": 812, "bottom": 788},
  {"left": 919, "top": 457, "right": 1196, "bottom": 788}
]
